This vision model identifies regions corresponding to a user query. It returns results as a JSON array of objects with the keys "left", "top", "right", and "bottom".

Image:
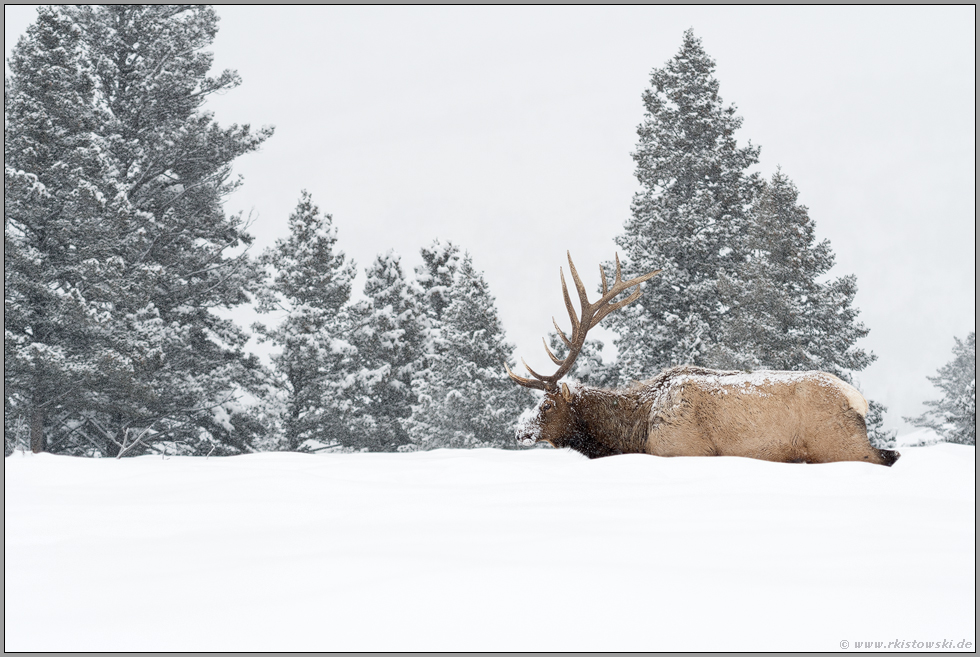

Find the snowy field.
[{"left": 5, "top": 437, "right": 975, "bottom": 652}]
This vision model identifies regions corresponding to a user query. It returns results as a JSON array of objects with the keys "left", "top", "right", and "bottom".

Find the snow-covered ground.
[{"left": 5, "top": 439, "right": 975, "bottom": 651}]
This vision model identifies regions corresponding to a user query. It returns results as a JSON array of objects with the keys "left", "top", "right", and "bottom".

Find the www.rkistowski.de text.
[{"left": 840, "top": 639, "right": 973, "bottom": 650}]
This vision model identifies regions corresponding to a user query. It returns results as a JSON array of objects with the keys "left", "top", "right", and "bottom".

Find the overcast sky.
[{"left": 5, "top": 6, "right": 976, "bottom": 433}]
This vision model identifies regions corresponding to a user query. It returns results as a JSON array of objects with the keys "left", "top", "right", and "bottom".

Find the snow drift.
[{"left": 4, "top": 440, "right": 975, "bottom": 651}]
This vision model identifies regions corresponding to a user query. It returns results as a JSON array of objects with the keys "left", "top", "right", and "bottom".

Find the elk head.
[{"left": 508, "top": 252, "right": 661, "bottom": 449}]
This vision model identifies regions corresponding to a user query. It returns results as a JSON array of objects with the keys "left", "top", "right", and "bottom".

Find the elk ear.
[{"left": 561, "top": 382, "right": 572, "bottom": 403}]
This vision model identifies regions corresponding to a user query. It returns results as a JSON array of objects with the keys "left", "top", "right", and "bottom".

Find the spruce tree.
[
  {"left": 407, "top": 254, "right": 534, "bottom": 449},
  {"left": 713, "top": 170, "right": 875, "bottom": 375},
  {"left": 254, "top": 191, "right": 357, "bottom": 451},
  {"left": 412, "top": 240, "right": 463, "bottom": 381},
  {"left": 415, "top": 239, "right": 463, "bottom": 326},
  {"left": 905, "top": 332, "right": 976, "bottom": 445},
  {"left": 606, "top": 31, "right": 876, "bottom": 398},
  {"left": 346, "top": 252, "right": 425, "bottom": 451},
  {"left": 606, "top": 29, "right": 763, "bottom": 382},
  {"left": 5, "top": 6, "right": 272, "bottom": 456},
  {"left": 5, "top": 8, "right": 110, "bottom": 453}
]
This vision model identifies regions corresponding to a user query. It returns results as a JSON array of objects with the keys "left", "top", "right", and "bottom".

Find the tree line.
[
  {"left": 5, "top": 8, "right": 973, "bottom": 456},
  {"left": 250, "top": 195, "right": 532, "bottom": 454}
]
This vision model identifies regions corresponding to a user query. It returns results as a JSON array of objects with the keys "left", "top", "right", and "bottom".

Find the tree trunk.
[{"left": 30, "top": 405, "right": 45, "bottom": 453}]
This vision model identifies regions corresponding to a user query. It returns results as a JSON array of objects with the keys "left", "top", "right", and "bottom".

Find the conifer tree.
[
  {"left": 906, "top": 332, "right": 976, "bottom": 445},
  {"left": 605, "top": 31, "right": 876, "bottom": 397},
  {"left": 605, "top": 29, "right": 763, "bottom": 382},
  {"left": 412, "top": 240, "right": 463, "bottom": 380},
  {"left": 346, "top": 252, "right": 425, "bottom": 451},
  {"left": 713, "top": 170, "right": 874, "bottom": 375},
  {"left": 5, "top": 6, "right": 272, "bottom": 455},
  {"left": 5, "top": 8, "right": 110, "bottom": 453},
  {"left": 254, "top": 192, "right": 357, "bottom": 451},
  {"left": 415, "top": 239, "right": 463, "bottom": 326},
  {"left": 408, "top": 254, "right": 533, "bottom": 449}
]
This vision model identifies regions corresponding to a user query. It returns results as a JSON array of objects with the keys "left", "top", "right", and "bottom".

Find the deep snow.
[{"left": 4, "top": 439, "right": 975, "bottom": 651}]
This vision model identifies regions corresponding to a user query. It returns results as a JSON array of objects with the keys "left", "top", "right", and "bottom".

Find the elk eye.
[{"left": 542, "top": 401, "right": 552, "bottom": 411}]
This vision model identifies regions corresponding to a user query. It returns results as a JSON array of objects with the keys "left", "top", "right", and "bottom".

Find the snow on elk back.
[
  {"left": 644, "top": 368, "right": 869, "bottom": 416},
  {"left": 506, "top": 252, "right": 900, "bottom": 466}
]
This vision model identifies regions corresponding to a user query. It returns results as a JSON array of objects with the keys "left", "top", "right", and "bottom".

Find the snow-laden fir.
[{"left": 4, "top": 438, "right": 974, "bottom": 652}]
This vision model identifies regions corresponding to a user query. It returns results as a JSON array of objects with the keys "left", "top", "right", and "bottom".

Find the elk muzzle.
[{"left": 515, "top": 405, "right": 545, "bottom": 446}]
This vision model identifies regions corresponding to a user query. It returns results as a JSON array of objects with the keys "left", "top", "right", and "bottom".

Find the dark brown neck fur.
[{"left": 566, "top": 387, "right": 650, "bottom": 458}]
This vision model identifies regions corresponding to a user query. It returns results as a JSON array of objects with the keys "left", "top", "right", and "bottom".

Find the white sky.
[{"left": 5, "top": 6, "right": 976, "bottom": 433}]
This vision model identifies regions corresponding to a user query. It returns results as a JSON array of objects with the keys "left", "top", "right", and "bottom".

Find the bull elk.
[{"left": 505, "top": 252, "right": 900, "bottom": 466}]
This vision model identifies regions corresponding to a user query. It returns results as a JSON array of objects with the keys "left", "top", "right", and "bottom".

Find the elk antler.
[{"left": 505, "top": 252, "right": 662, "bottom": 391}]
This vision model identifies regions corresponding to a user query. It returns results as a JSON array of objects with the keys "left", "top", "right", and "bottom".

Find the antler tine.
[
  {"left": 591, "top": 267, "right": 663, "bottom": 325},
  {"left": 566, "top": 251, "right": 591, "bottom": 313},
  {"left": 559, "top": 268, "right": 580, "bottom": 333},
  {"left": 593, "top": 286, "right": 642, "bottom": 324},
  {"left": 552, "top": 316, "right": 572, "bottom": 349},
  {"left": 520, "top": 357, "right": 553, "bottom": 383},
  {"left": 505, "top": 252, "right": 662, "bottom": 392},
  {"left": 504, "top": 361, "right": 550, "bottom": 391},
  {"left": 542, "top": 337, "right": 563, "bottom": 365},
  {"left": 618, "top": 267, "right": 662, "bottom": 292},
  {"left": 593, "top": 253, "right": 661, "bottom": 305}
]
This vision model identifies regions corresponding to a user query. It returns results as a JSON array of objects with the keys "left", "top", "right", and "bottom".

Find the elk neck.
[{"left": 566, "top": 385, "right": 650, "bottom": 456}]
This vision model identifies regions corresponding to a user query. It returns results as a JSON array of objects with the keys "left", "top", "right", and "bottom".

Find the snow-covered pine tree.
[
  {"left": 713, "top": 170, "right": 875, "bottom": 375},
  {"left": 604, "top": 31, "right": 877, "bottom": 409},
  {"left": 905, "top": 332, "right": 976, "bottom": 445},
  {"left": 68, "top": 5, "right": 273, "bottom": 456},
  {"left": 415, "top": 239, "right": 463, "bottom": 326},
  {"left": 346, "top": 252, "right": 425, "bottom": 451},
  {"left": 407, "top": 253, "right": 534, "bottom": 449},
  {"left": 253, "top": 191, "right": 357, "bottom": 451},
  {"left": 4, "top": 6, "right": 272, "bottom": 456},
  {"left": 5, "top": 8, "right": 112, "bottom": 454},
  {"left": 412, "top": 239, "right": 463, "bottom": 381},
  {"left": 605, "top": 29, "right": 763, "bottom": 383}
]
